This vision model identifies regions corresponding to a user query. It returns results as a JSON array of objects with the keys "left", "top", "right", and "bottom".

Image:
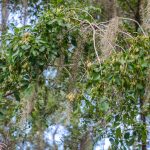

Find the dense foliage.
[
  {"left": 0, "top": 0, "right": 150, "bottom": 150},
  {"left": 80, "top": 36, "right": 150, "bottom": 148}
]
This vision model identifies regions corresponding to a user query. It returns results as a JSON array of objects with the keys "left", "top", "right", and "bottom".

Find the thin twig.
[{"left": 120, "top": 17, "right": 146, "bottom": 36}]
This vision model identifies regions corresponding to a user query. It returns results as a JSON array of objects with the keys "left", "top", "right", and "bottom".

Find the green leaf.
[
  {"left": 14, "top": 91, "right": 20, "bottom": 101},
  {"left": 136, "top": 83, "right": 143, "bottom": 90},
  {"left": 0, "top": 112, "right": 4, "bottom": 120},
  {"left": 115, "top": 115, "right": 120, "bottom": 122},
  {"left": 109, "top": 138, "right": 114, "bottom": 143},
  {"left": 124, "top": 132, "right": 130, "bottom": 139},
  {"left": 92, "top": 73, "right": 100, "bottom": 81},
  {"left": 127, "top": 138, "right": 134, "bottom": 146},
  {"left": 21, "top": 45, "right": 31, "bottom": 50},
  {"left": 99, "top": 102, "right": 109, "bottom": 111},
  {"left": 141, "top": 129, "right": 147, "bottom": 143},
  {"left": 32, "top": 50, "right": 37, "bottom": 56},
  {"left": 57, "top": 0, "right": 63, "bottom": 3},
  {"left": 39, "top": 46, "right": 45, "bottom": 52},
  {"left": 141, "top": 62, "right": 148, "bottom": 68},
  {"left": 116, "top": 127, "right": 122, "bottom": 138}
]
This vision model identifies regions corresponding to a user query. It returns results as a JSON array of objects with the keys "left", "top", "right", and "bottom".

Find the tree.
[{"left": 0, "top": 0, "right": 149, "bottom": 149}]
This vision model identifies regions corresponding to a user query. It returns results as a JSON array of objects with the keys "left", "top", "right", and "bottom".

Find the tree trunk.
[
  {"left": 22, "top": 0, "right": 28, "bottom": 26},
  {"left": 138, "top": 1, "right": 149, "bottom": 148},
  {"left": 141, "top": 0, "right": 150, "bottom": 32},
  {"left": 140, "top": 98, "right": 147, "bottom": 150},
  {"left": 135, "top": 0, "right": 142, "bottom": 31},
  {"left": 99, "top": 0, "right": 118, "bottom": 20},
  {"left": 1, "top": 0, "right": 9, "bottom": 34},
  {"left": 52, "top": 126, "right": 59, "bottom": 150},
  {"left": 79, "top": 131, "right": 93, "bottom": 150},
  {"left": 137, "top": 3, "right": 148, "bottom": 147}
]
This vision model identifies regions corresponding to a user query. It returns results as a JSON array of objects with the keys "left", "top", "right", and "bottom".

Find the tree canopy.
[{"left": 0, "top": 0, "right": 150, "bottom": 150}]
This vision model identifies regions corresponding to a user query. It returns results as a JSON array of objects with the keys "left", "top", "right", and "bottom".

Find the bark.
[
  {"left": 79, "top": 131, "right": 93, "bottom": 150},
  {"left": 99, "top": 0, "right": 118, "bottom": 20},
  {"left": 22, "top": 0, "right": 28, "bottom": 26},
  {"left": 1, "top": 0, "right": 9, "bottom": 33},
  {"left": 141, "top": 0, "right": 150, "bottom": 32},
  {"left": 138, "top": 2, "right": 149, "bottom": 148},
  {"left": 36, "top": 131, "right": 45, "bottom": 150},
  {"left": 52, "top": 126, "right": 59, "bottom": 150},
  {"left": 135, "top": 0, "right": 142, "bottom": 31},
  {"left": 140, "top": 98, "right": 147, "bottom": 150}
]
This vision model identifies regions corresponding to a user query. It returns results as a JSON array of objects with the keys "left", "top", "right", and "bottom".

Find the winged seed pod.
[{"left": 66, "top": 92, "right": 75, "bottom": 102}]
